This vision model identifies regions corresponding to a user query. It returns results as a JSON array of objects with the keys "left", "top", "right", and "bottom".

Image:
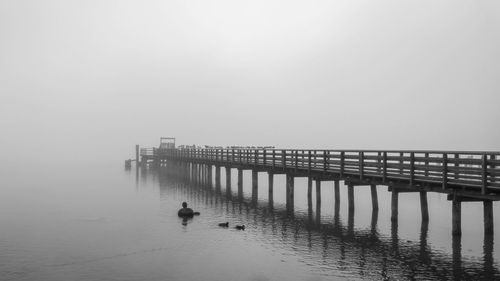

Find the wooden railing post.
[
  {"left": 340, "top": 151, "right": 345, "bottom": 177},
  {"left": 482, "top": 154, "right": 488, "bottom": 195},
  {"left": 383, "top": 152, "right": 387, "bottom": 182},
  {"left": 491, "top": 155, "right": 497, "bottom": 183},
  {"left": 308, "top": 150, "right": 312, "bottom": 174},
  {"left": 295, "top": 150, "right": 298, "bottom": 171},
  {"left": 377, "top": 152, "right": 381, "bottom": 173},
  {"left": 272, "top": 150, "right": 276, "bottom": 169},
  {"left": 442, "top": 153, "right": 448, "bottom": 190},
  {"left": 424, "top": 153, "right": 429, "bottom": 177},
  {"left": 323, "top": 150, "right": 328, "bottom": 173},
  {"left": 282, "top": 150, "right": 286, "bottom": 171},
  {"left": 399, "top": 152, "right": 404, "bottom": 175},
  {"left": 359, "top": 152, "right": 364, "bottom": 180},
  {"left": 410, "top": 152, "right": 415, "bottom": 186}
]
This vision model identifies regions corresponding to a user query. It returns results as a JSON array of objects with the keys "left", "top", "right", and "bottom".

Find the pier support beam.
[
  {"left": 268, "top": 172, "right": 274, "bottom": 208},
  {"left": 286, "top": 174, "right": 295, "bottom": 211},
  {"left": 252, "top": 170, "right": 258, "bottom": 203},
  {"left": 135, "top": 145, "right": 140, "bottom": 167},
  {"left": 391, "top": 189, "right": 399, "bottom": 222},
  {"left": 215, "top": 166, "right": 221, "bottom": 189},
  {"left": 347, "top": 184, "right": 354, "bottom": 213},
  {"left": 207, "top": 165, "right": 212, "bottom": 187},
  {"left": 484, "top": 200, "right": 494, "bottom": 235},
  {"left": 370, "top": 184, "right": 378, "bottom": 211},
  {"left": 307, "top": 177, "right": 313, "bottom": 200},
  {"left": 334, "top": 180, "right": 340, "bottom": 209},
  {"left": 201, "top": 165, "right": 206, "bottom": 184},
  {"left": 225, "top": 167, "right": 231, "bottom": 191},
  {"left": 316, "top": 180, "right": 321, "bottom": 208},
  {"left": 237, "top": 169, "right": 243, "bottom": 199},
  {"left": 452, "top": 199, "right": 462, "bottom": 236},
  {"left": 420, "top": 191, "right": 429, "bottom": 222}
]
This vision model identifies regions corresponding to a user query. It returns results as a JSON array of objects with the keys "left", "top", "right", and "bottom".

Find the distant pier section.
[{"left": 131, "top": 138, "right": 500, "bottom": 236}]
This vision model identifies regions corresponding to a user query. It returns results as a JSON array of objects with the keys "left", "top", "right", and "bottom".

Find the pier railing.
[{"left": 150, "top": 148, "right": 500, "bottom": 195}]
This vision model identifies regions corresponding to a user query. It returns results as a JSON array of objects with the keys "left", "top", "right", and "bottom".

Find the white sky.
[{"left": 1, "top": 0, "right": 499, "bottom": 165}]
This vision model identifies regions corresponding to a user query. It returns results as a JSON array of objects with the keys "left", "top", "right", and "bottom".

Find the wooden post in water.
[
  {"left": 370, "top": 184, "right": 378, "bottom": 211},
  {"left": 452, "top": 198, "right": 462, "bottom": 236},
  {"left": 135, "top": 145, "right": 140, "bottom": 167},
  {"left": 420, "top": 191, "right": 429, "bottom": 222},
  {"left": 484, "top": 200, "right": 494, "bottom": 235},
  {"left": 207, "top": 165, "right": 212, "bottom": 187},
  {"left": 348, "top": 184, "right": 354, "bottom": 235},
  {"left": 201, "top": 164, "right": 206, "bottom": 184},
  {"left": 347, "top": 184, "right": 354, "bottom": 212},
  {"left": 391, "top": 189, "right": 399, "bottom": 222},
  {"left": 192, "top": 164, "right": 197, "bottom": 183},
  {"left": 286, "top": 174, "right": 294, "bottom": 211},
  {"left": 237, "top": 169, "right": 243, "bottom": 198},
  {"left": 316, "top": 180, "right": 321, "bottom": 207},
  {"left": 252, "top": 170, "right": 258, "bottom": 202},
  {"left": 268, "top": 172, "right": 274, "bottom": 207},
  {"left": 215, "top": 166, "right": 221, "bottom": 188},
  {"left": 307, "top": 177, "right": 313, "bottom": 200},
  {"left": 225, "top": 167, "right": 231, "bottom": 190},
  {"left": 334, "top": 180, "right": 340, "bottom": 208}
]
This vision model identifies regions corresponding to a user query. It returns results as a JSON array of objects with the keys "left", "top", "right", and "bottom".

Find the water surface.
[{"left": 1, "top": 164, "right": 499, "bottom": 280}]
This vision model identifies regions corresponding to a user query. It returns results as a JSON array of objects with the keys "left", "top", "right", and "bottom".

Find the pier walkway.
[{"left": 136, "top": 145, "right": 500, "bottom": 236}]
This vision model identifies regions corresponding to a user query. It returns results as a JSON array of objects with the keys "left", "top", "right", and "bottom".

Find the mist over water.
[{"left": 1, "top": 0, "right": 500, "bottom": 280}]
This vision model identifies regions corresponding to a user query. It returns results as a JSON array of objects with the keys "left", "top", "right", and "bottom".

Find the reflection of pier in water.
[{"left": 142, "top": 167, "right": 499, "bottom": 280}]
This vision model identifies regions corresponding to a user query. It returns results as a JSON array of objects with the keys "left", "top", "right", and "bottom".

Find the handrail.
[{"left": 149, "top": 147, "right": 500, "bottom": 195}]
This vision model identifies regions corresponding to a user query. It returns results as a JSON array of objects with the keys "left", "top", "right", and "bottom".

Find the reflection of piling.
[
  {"left": 484, "top": 201, "right": 494, "bottom": 234},
  {"left": 484, "top": 233, "right": 494, "bottom": 277},
  {"left": 157, "top": 164, "right": 500, "bottom": 281},
  {"left": 452, "top": 235, "right": 462, "bottom": 279},
  {"left": 371, "top": 208, "right": 378, "bottom": 235},
  {"left": 420, "top": 219, "right": 429, "bottom": 261}
]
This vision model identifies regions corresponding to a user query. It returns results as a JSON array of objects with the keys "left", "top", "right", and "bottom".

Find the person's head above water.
[{"left": 182, "top": 202, "right": 187, "bottom": 208}]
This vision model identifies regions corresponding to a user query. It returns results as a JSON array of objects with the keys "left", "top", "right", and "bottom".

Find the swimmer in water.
[{"left": 178, "top": 202, "right": 194, "bottom": 217}]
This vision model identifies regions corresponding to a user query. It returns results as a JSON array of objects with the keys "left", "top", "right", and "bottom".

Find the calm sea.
[{"left": 1, "top": 163, "right": 499, "bottom": 281}]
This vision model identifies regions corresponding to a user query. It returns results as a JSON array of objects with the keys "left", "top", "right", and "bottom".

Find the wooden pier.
[{"left": 135, "top": 145, "right": 500, "bottom": 236}]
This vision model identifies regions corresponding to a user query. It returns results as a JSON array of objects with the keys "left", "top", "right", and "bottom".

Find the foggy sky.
[{"left": 1, "top": 0, "right": 499, "bottom": 168}]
